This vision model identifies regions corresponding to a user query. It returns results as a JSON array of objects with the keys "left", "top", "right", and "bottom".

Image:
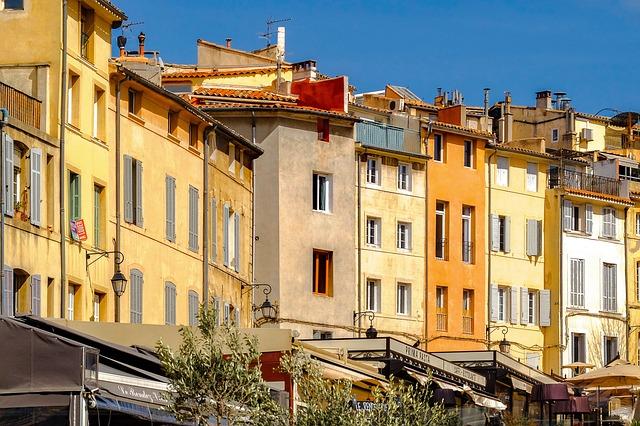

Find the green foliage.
[{"left": 156, "top": 302, "right": 286, "bottom": 426}]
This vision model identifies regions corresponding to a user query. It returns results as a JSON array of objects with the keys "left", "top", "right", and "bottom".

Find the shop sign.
[{"left": 70, "top": 219, "right": 87, "bottom": 241}]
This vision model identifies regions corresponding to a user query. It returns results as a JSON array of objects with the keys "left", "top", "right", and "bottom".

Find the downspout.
[
  {"left": 423, "top": 123, "right": 432, "bottom": 350},
  {"left": 559, "top": 192, "right": 565, "bottom": 373},
  {"left": 251, "top": 112, "right": 256, "bottom": 314},
  {"left": 114, "top": 73, "right": 129, "bottom": 322},
  {"left": 356, "top": 150, "right": 363, "bottom": 337},
  {"left": 486, "top": 147, "right": 497, "bottom": 349},
  {"left": 203, "top": 125, "right": 216, "bottom": 308},
  {"left": 59, "top": 0, "right": 68, "bottom": 318},
  {"left": 625, "top": 206, "right": 631, "bottom": 361}
]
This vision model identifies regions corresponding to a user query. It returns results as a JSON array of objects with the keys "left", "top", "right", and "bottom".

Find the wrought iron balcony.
[
  {"left": 548, "top": 168, "right": 625, "bottom": 198},
  {"left": 462, "top": 316, "right": 474, "bottom": 334},
  {"left": 436, "top": 313, "right": 448, "bottom": 331},
  {"left": 0, "top": 81, "right": 41, "bottom": 129},
  {"left": 356, "top": 121, "right": 420, "bottom": 154}
]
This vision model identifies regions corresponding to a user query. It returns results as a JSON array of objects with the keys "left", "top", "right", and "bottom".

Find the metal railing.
[
  {"left": 462, "top": 316, "right": 473, "bottom": 334},
  {"left": 0, "top": 81, "right": 41, "bottom": 129},
  {"left": 436, "top": 313, "right": 447, "bottom": 331},
  {"left": 462, "top": 241, "right": 473, "bottom": 264},
  {"left": 435, "top": 239, "right": 447, "bottom": 260},
  {"left": 548, "top": 168, "right": 623, "bottom": 197}
]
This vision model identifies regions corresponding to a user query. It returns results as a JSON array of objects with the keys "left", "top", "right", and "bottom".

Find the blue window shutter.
[
  {"left": 31, "top": 274, "right": 41, "bottom": 316},
  {"left": 30, "top": 148, "right": 42, "bottom": 226},
  {"left": 5, "top": 135, "right": 14, "bottom": 216},
  {"left": 135, "top": 160, "right": 143, "bottom": 226},
  {"left": 223, "top": 204, "right": 229, "bottom": 267},
  {"left": 123, "top": 155, "right": 133, "bottom": 222},
  {"left": 234, "top": 212, "right": 240, "bottom": 273}
]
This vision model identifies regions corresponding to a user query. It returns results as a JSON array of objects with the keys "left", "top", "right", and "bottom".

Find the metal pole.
[
  {"left": 114, "top": 74, "right": 127, "bottom": 323},
  {"left": 202, "top": 127, "right": 214, "bottom": 308},
  {"left": 59, "top": 0, "right": 68, "bottom": 319}
]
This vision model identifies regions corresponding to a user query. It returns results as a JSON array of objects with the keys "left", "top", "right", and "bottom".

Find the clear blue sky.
[{"left": 113, "top": 0, "right": 639, "bottom": 114}]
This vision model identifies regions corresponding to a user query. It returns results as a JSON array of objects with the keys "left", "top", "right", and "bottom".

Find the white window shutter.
[
  {"left": 539, "top": 289, "right": 551, "bottom": 326},
  {"left": 30, "top": 148, "right": 42, "bottom": 226},
  {"left": 31, "top": 274, "right": 41, "bottom": 316},
  {"left": 520, "top": 287, "right": 529, "bottom": 324},
  {"left": 563, "top": 200, "right": 572, "bottom": 231},
  {"left": 234, "top": 212, "right": 240, "bottom": 273},
  {"left": 4, "top": 135, "right": 14, "bottom": 216},
  {"left": 135, "top": 160, "right": 143, "bottom": 226},
  {"left": 585, "top": 204, "right": 593, "bottom": 235},
  {"left": 223, "top": 204, "right": 229, "bottom": 267},
  {"left": 123, "top": 155, "right": 133, "bottom": 222},
  {"left": 510, "top": 286, "right": 519, "bottom": 324},
  {"left": 503, "top": 216, "right": 511, "bottom": 253},
  {"left": 491, "top": 215, "right": 500, "bottom": 251},
  {"left": 611, "top": 209, "right": 617, "bottom": 237},
  {"left": 490, "top": 284, "right": 499, "bottom": 321},
  {"left": 526, "top": 219, "right": 535, "bottom": 256}
]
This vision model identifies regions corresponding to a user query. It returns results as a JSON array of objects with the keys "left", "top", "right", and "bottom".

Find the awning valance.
[
  {"left": 510, "top": 376, "right": 533, "bottom": 394},
  {"left": 463, "top": 386, "right": 507, "bottom": 411}
]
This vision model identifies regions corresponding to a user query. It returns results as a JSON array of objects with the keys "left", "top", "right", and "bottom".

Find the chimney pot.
[
  {"left": 117, "top": 35, "right": 127, "bottom": 57},
  {"left": 138, "top": 32, "right": 146, "bottom": 56},
  {"left": 225, "top": 38, "right": 232, "bottom": 48}
]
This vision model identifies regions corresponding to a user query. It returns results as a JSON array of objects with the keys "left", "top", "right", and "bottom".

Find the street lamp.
[
  {"left": 86, "top": 250, "right": 126, "bottom": 321},
  {"left": 354, "top": 310, "right": 378, "bottom": 339},
  {"left": 242, "top": 283, "right": 278, "bottom": 325},
  {"left": 487, "top": 325, "right": 511, "bottom": 354}
]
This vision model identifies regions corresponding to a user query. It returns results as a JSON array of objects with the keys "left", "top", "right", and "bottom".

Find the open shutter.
[
  {"left": 611, "top": 209, "right": 617, "bottom": 237},
  {"left": 123, "top": 155, "right": 133, "bottom": 222},
  {"left": 135, "top": 160, "right": 143, "bottom": 226},
  {"left": 539, "top": 289, "right": 551, "bottom": 326},
  {"left": 520, "top": 287, "right": 529, "bottom": 324},
  {"left": 4, "top": 135, "right": 14, "bottom": 216},
  {"left": 537, "top": 220, "right": 543, "bottom": 256},
  {"left": 214, "top": 297, "right": 221, "bottom": 326},
  {"left": 234, "top": 212, "right": 240, "bottom": 272},
  {"left": 31, "top": 274, "right": 41, "bottom": 316},
  {"left": 510, "top": 286, "right": 519, "bottom": 324},
  {"left": 526, "top": 219, "right": 535, "bottom": 256},
  {"left": 3, "top": 266, "right": 13, "bottom": 316},
  {"left": 223, "top": 204, "right": 229, "bottom": 267},
  {"left": 585, "top": 204, "right": 593, "bottom": 235},
  {"left": 234, "top": 307, "right": 240, "bottom": 327},
  {"left": 30, "top": 148, "right": 42, "bottom": 226},
  {"left": 211, "top": 198, "right": 217, "bottom": 262},
  {"left": 188, "top": 186, "right": 198, "bottom": 251},
  {"left": 165, "top": 176, "right": 175, "bottom": 241},
  {"left": 563, "top": 200, "right": 572, "bottom": 231},
  {"left": 490, "top": 284, "right": 499, "bottom": 321},
  {"left": 503, "top": 216, "right": 511, "bottom": 253},
  {"left": 491, "top": 215, "right": 500, "bottom": 251}
]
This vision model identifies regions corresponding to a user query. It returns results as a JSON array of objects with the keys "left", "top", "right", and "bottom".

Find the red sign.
[{"left": 70, "top": 219, "right": 87, "bottom": 241}]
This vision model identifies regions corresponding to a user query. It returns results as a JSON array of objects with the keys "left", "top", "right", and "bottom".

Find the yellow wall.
[
  {"left": 627, "top": 202, "right": 640, "bottom": 365},
  {"left": 165, "top": 69, "right": 294, "bottom": 91}
]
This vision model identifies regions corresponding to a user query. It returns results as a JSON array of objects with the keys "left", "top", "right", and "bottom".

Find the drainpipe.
[
  {"left": 423, "top": 123, "right": 432, "bottom": 350},
  {"left": 486, "top": 147, "right": 498, "bottom": 349},
  {"left": 0, "top": 108, "right": 8, "bottom": 314},
  {"left": 59, "top": 0, "right": 68, "bottom": 319},
  {"left": 114, "top": 73, "right": 129, "bottom": 322},
  {"left": 625, "top": 206, "right": 630, "bottom": 361},
  {"left": 356, "top": 150, "right": 363, "bottom": 337},
  {"left": 250, "top": 112, "right": 256, "bottom": 313},
  {"left": 558, "top": 192, "right": 564, "bottom": 373},
  {"left": 203, "top": 125, "right": 216, "bottom": 308}
]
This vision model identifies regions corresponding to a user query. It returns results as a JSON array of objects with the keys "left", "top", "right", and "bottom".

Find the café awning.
[
  {"left": 463, "top": 386, "right": 507, "bottom": 411},
  {"left": 510, "top": 375, "right": 533, "bottom": 394}
]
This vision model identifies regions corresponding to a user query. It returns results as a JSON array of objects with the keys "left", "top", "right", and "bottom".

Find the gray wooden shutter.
[
  {"left": 234, "top": 212, "right": 240, "bottom": 272},
  {"left": 585, "top": 204, "right": 593, "bottom": 235},
  {"left": 214, "top": 297, "right": 221, "bottom": 326},
  {"left": 3, "top": 266, "right": 13, "bottom": 316},
  {"left": 4, "top": 135, "right": 14, "bottom": 216},
  {"left": 135, "top": 160, "right": 143, "bottom": 226},
  {"left": 539, "top": 289, "right": 551, "bottom": 326},
  {"left": 211, "top": 198, "right": 217, "bottom": 262},
  {"left": 188, "top": 186, "right": 198, "bottom": 251},
  {"left": 520, "top": 287, "right": 529, "bottom": 324},
  {"left": 123, "top": 155, "right": 133, "bottom": 222},
  {"left": 223, "top": 204, "right": 229, "bottom": 266},
  {"left": 563, "top": 200, "right": 572, "bottom": 231},
  {"left": 526, "top": 219, "right": 537, "bottom": 256},
  {"left": 31, "top": 274, "right": 41, "bottom": 316},
  {"left": 510, "top": 286, "right": 519, "bottom": 324},
  {"left": 234, "top": 307, "right": 240, "bottom": 327},
  {"left": 491, "top": 215, "right": 500, "bottom": 251},
  {"left": 610, "top": 208, "right": 617, "bottom": 237},
  {"left": 490, "top": 284, "right": 499, "bottom": 321},
  {"left": 503, "top": 216, "right": 511, "bottom": 253},
  {"left": 164, "top": 283, "right": 170, "bottom": 324},
  {"left": 30, "top": 148, "right": 42, "bottom": 226},
  {"left": 188, "top": 291, "right": 198, "bottom": 326},
  {"left": 165, "top": 176, "right": 175, "bottom": 241},
  {"left": 537, "top": 220, "right": 543, "bottom": 256}
]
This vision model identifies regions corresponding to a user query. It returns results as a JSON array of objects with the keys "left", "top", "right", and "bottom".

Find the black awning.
[{"left": 94, "top": 395, "right": 190, "bottom": 425}]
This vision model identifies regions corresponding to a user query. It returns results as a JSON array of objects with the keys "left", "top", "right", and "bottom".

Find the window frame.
[
  {"left": 397, "top": 221, "right": 412, "bottom": 251},
  {"left": 365, "top": 216, "right": 381, "bottom": 247},
  {"left": 366, "top": 279, "right": 381, "bottom": 312},
  {"left": 552, "top": 128, "right": 559, "bottom": 143},
  {"left": 463, "top": 140, "right": 474, "bottom": 168},
  {"left": 312, "top": 249, "right": 333, "bottom": 296},
  {"left": 527, "top": 291, "right": 537, "bottom": 325},
  {"left": 433, "top": 134, "right": 444, "bottom": 162},
  {"left": 497, "top": 287, "right": 508, "bottom": 322},
  {"left": 312, "top": 173, "right": 331, "bottom": 213},
  {"left": 496, "top": 156, "right": 509, "bottom": 187},
  {"left": 435, "top": 202, "right": 446, "bottom": 259},
  {"left": 462, "top": 206, "right": 473, "bottom": 263},
  {"left": 366, "top": 157, "right": 380, "bottom": 185},
  {"left": 397, "top": 282, "right": 411, "bottom": 316},
  {"left": 2, "top": 0, "right": 24, "bottom": 10},
  {"left": 397, "top": 162, "right": 411, "bottom": 191},
  {"left": 526, "top": 162, "right": 538, "bottom": 192}
]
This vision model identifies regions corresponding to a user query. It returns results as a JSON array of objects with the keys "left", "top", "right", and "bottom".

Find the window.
[
  {"left": 636, "top": 213, "right": 640, "bottom": 236},
  {"left": 2, "top": 0, "right": 24, "bottom": 10},
  {"left": 128, "top": 89, "right": 141, "bottom": 115},
  {"left": 28, "top": 146, "right": 41, "bottom": 226},
  {"left": 67, "top": 284, "right": 76, "bottom": 320},
  {"left": 526, "top": 219, "right": 542, "bottom": 256},
  {"left": 223, "top": 303, "right": 230, "bottom": 325},
  {"left": 552, "top": 128, "right": 559, "bottom": 143},
  {"left": 223, "top": 206, "right": 240, "bottom": 271},
  {"left": 123, "top": 155, "right": 143, "bottom": 226},
  {"left": 496, "top": 156, "right": 509, "bottom": 186},
  {"left": 571, "top": 333, "right": 586, "bottom": 364},
  {"left": 435, "top": 202, "right": 447, "bottom": 259},
  {"left": 491, "top": 215, "right": 510, "bottom": 253},
  {"left": 92, "top": 88, "right": 104, "bottom": 140},
  {"left": 604, "top": 336, "right": 618, "bottom": 365},
  {"left": 68, "top": 74, "right": 79, "bottom": 127},
  {"left": 366, "top": 157, "right": 379, "bottom": 185},
  {"left": 563, "top": 201, "right": 592, "bottom": 234},
  {"left": 433, "top": 134, "right": 443, "bottom": 162},
  {"left": 165, "top": 176, "right": 176, "bottom": 242},
  {"left": 69, "top": 171, "right": 81, "bottom": 221},
  {"left": 602, "top": 207, "right": 616, "bottom": 238},
  {"left": 80, "top": 6, "right": 94, "bottom": 61},
  {"left": 366, "top": 217, "right": 381, "bottom": 247},
  {"left": 210, "top": 198, "right": 217, "bottom": 262},
  {"left": 31, "top": 275, "right": 41, "bottom": 316},
  {"left": 436, "top": 286, "right": 446, "bottom": 309},
  {"left": 366, "top": 279, "right": 381, "bottom": 312},
  {"left": 602, "top": 263, "right": 617, "bottom": 312},
  {"left": 188, "top": 185, "right": 199, "bottom": 252},
  {"left": 397, "top": 162, "right": 411, "bottom": 191},
  {"left": 526, "top": 163, "right": 538, "bottom": 192},
  {"left": 130, "top": 269, "right": 143, "bottom": 323},
  {"left": 93, "top": 293, "right": 103, "bottom": 322},
  {"left": 233, "top": 211, "right": 240, "bottom": 273},
  {"left": 527, "top": 291, "right": 537, "bottom": 325},
  {"left": 3, "top": 135, "right": 14, "bottom": 216},
  {"left": 397, "top": 222, "right": 411, "bottom": 250},
  {"left": 165, "top": 282, "right": 176, "bottom": 325},
  {"left": 12, "top": 145, "right": 21, "bottom": 210},
  {"left": 317, "top": 118, "right": 330, "bottom": 142},
  {"left": 313, "top": 249, "right": 333, "bottom": 296},
  {"left": 189, "top": 123, "right": 199, "bottom": 148},
  {"left": 1, "top": 266, "right": 13, "bottom": 316},
  {"left": 462, "top": 206, "right": 473, "bottom": 263},
  {"left": 637, "top": 261, "right": 640, "bottom": 302},
  {"left": 312, "top": 173, "right": 330, "bottom": 212},
  {"left": 397, "top": 283, "right": 411, "bottom": 315},
  {"left": 168, "top": 111, "right": 179, "bottom": 135},
  {"left": 463, "top": 140, "right": 473, "bottom": 168},
  {"left": 93, "top": 184, "right": 103, "bottom": 248},
  {"left": 435, "top": 286, "right": 446, "bottom": 330},
  {"left": 570, "top": 258, "right": 585, "bottom": 307},
  {"left": 462, "top": 289, "right": 473, "bottom": 334},
  {"left": 188, "top": 291, "right": 199, "bottom": 326},
  {"left": 497, "top": 287, "right": 508, "bottom": 322},
  {"left": 313, "top": 330, "right": 333, "bottom": 340}
]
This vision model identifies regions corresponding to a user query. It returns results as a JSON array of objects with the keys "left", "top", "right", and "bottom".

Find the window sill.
[
  {"left": 365, "top": 244, "right": 381, "bottom": 249},
  {"left": 312, "top": 292, "right": 332, "bottom": 298},
  {"left": 397, "top": 188, "right": 412, "bottom": 194},
  {"left": 188, "top": 145, "right": 200, "bottom": 155},
  {"left": 128, "top": 112, "right": 145, "bottom": 125},
  {"left": 397, "top": 247, "right": 412, "bottom": 253},
  {"left": 167, "top": 133, "right": 181, "bottom": 145},
  {"left": 312, "top": 209, "right": 332, "bottom": 215},
  {"left": 599, "top": 310, "right": 622, "bottom": 315},
  {"left": 567, "top": 306, "right": 588, "bottom": 312},
  {"left": 598, "top": 235, "right": 619, "bottom": 242},
  {"left": 435, "top": 256, "right": 448, "bottom": 261}
]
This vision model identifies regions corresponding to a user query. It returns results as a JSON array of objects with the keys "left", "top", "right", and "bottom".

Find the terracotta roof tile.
[
  {"left": 197, "top": 101, "right": 355, "bottom": 119},
  {"left": 430, "top": 121, "right": 493, "bottom": 138},
  {"left": 163, "top": 66, "right": 290, "bottom": 79},
  {"left": 192, "top": 87, "right": 297, "bottom": 102},
  {"left": 564, "top": 188, "right": 633, "bottom": 205}
]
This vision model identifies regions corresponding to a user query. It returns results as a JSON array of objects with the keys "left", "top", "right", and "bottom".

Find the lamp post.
[
  {"left": 487, "top": 325, "right": 511, "bottom": 354},
  {"left": 86, "top": 250, "right": 126, "bottom": 322},
  {"left": 354, "top": 310, "right": 377, "bottom": 339},
  {"left": 241, "top": 282, "right": 278, "bottom": 326},
  {"left": 0, "top": 108, "right": 8, "bottom": 316}
]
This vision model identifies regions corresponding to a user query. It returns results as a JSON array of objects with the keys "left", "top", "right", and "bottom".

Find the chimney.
[
  {"left": 483, "top": 88, "right": 490, "bottom": 132},
  {"left": 504, "top": 91, "right": 513, "bottom": 143},
  {"left": 137, "top": 32, "right": 146, "bottom": 57},
  {"left": 225, "top": 38, "right": 232, "bottom": 49},
  {"left": 434, "top": 88, "right": 444, "bottom": 107},
  {"left": 117, "top": 35, "right": 127, "bottom": 57},
  {"left": 535, "top": 90, "right": 552, "bottom": 110},
  {"left": 276, "top": 27, "right": 286, "bottom": 63}
]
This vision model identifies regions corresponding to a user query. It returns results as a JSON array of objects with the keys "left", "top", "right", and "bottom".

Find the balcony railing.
[
  {"left": 435, "top": 238, "right": 447, "bottom": 260},
  {"left": 356, "top": 121, "right": 420, "bottom": 154},
  {"left": 0, "top": 81, "right": 41, "bottom": 129},
  {"left": 462, "top": 241, "right": 473, "bottom": 264},
  {"left": 462, "top": 316, "right": 473, "bottom": 334},
  {"left": 548, "top": 168, "right": 624, "bottom": 198},
  {"left": 436, "top": 313, "right": 447, "bottom": 331}
]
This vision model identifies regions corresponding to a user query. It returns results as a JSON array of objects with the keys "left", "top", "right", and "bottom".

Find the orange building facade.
[{"left": 424, "top": 108, "right": 492, "bottom": 351}]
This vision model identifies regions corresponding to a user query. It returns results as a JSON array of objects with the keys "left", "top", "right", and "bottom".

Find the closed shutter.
[
  {"left": 165, "top": 176, "right": 175, "bottom": 241},
  {"left": 539, "top": 289, "right": 551, "bottom": 326},
  {"left": 211, "top": 198, "right": 217, "bottom": 262},
  {"left": 30, "top": 148, "right": 42, "bottom": 226},
  {"left": 214, "top": 297, "right": 221, "bottom": 326},
  {"left": 135, "top": 160, "right": 143, "bottom": 226},
  {"left": 188, "top": 291, "right": 198, "bottom": 326},
  {"left": 123, "top": 155, "right": 133, "bottom": 222},
  {"left": 510, "top": 286, "right": 519, "bottom": 324},
  {"left": 234, "top": 308, "right": 240, "bottom": 327},
  {"left": 537, "top": 220, "right": 543, "bottom": 256},
  {"left": 526, "top": 219, "right": 536, "bottom": 256},
  {"left": 610, "top": 209, "right": 617, "bottom": 237},
  {"left": 491, "top": 215, "right": 500, "bottom": 251},
  {"left": 130, "top": 270, "right": 143, "bottom": 323},
  {"left": 3, "top": 266, "right": 13, "bottom": 316},
  {"left": 4, "top": 135, "right": 14, "bottom": 216},
  {"left": 585, "top": 204, "right": 593, "bottom": 235},
  {"left": 165, "top": 282, "right": 176, "bottom": 325},
  {"left": 188, "top": 186, "right": 198, "bottom": 251},
  {"left": 503, "top": 216, "right": 511, "bottom": 253},
  {"left": 223, "top": 204, "right": 229, "bottom": 267},
  {"left": 234, "top": 212, "right": 240, "bottom": 272},
  {"left": 490, "top": 284, "right": 499, "bottom": 321},
  {"left": 520, "top": 287, "right": 529, "bottom": 324},
  {"left": 224, "top": 303, "right": 230, "bottom": 325},
  {"left": 563, "top": 200, "right": 572, "bottom": 231},
  {"left": 31, "top": 274, "right": 41, "bottom": 316}
]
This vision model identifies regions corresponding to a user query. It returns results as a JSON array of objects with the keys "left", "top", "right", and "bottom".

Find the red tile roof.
[
  {"left": 192, "top": 87, "right": 297, "bottom": 103},
  {"left": 430, "top": 121, "right": 493, "bottom": 138},
  {"left": 197, "top": 101, "right": 355, "bottom": 119},
  {"left": 163, "top": 66, "right": 290, "bottom": 79},
  {"left": 564, "top": 188, "right": 633, "bottom": 205}
]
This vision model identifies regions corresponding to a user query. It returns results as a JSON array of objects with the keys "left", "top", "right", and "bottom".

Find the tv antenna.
[
  {"left": 120, "top": 20, "right": 144, "bottom": 35},
  {"left": 259, "top": 17, "right": 291, "bottom": 46}
]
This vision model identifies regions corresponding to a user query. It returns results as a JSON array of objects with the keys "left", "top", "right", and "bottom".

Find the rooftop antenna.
[
  {"left": 120, "top": 20, "right": 144, "bottom": 35},
  {"left": 259, "top": 17, "right": 291, "bottom": 46}
]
